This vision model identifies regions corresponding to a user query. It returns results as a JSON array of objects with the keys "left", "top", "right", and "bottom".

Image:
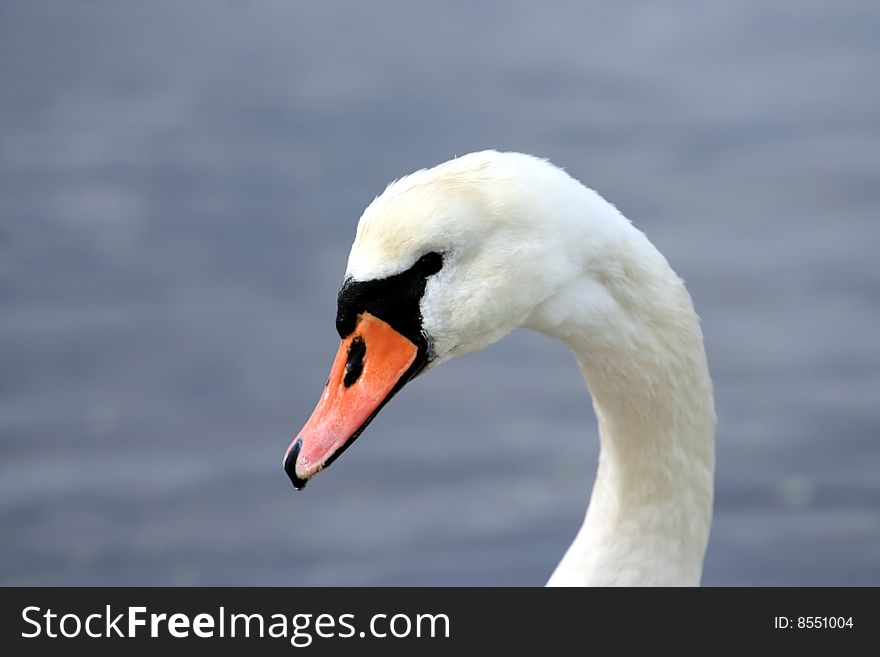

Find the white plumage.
[{"left": 345, "top": 150, "right": 716, "bottom": 586}]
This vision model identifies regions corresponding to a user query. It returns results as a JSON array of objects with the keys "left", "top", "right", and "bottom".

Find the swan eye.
[{"left": 415, "top": 251, "right": 443, "bottom": 276}]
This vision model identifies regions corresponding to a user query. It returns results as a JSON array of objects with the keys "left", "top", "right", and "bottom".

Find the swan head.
[{"left": 284, "top": 151, "right": 607, "bottom": 488}]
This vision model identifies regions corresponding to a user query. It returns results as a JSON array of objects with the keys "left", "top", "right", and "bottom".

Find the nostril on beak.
[
  {"left": 343, "top": 336, "right": 366, "bottom": 388},
  {"left": 283, "top": 438, "right": 308, "bottom": 490}
]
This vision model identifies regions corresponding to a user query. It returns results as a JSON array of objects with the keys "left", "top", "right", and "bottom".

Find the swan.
[{"left": 283, "top": 150, "right": 716, "bottom": 586}]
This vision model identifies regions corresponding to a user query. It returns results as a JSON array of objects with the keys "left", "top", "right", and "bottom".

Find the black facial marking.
[
  {"left": 343, "top": 336, "right": 366, "bottom": 388},
  {"left": 336, "top": 251, "right": 444, "bottom": 350}
]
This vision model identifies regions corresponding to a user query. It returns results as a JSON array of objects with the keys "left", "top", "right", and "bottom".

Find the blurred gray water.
[{"left": 1, "top": 1, "right": 879, "bottom": 585}]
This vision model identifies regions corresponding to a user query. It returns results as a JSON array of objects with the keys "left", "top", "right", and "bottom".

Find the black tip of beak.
[{"left": 284, "top": 438, "right": 308, "bottom": 491}]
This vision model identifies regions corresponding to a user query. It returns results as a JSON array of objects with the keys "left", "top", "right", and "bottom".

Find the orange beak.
[{"left": 284, "top": 312, "right": 419, "bottom": 489}]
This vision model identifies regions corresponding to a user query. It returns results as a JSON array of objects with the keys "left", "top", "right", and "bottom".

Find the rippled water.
[{"left": 1, "top": 1, "right": 879, "bottom": 585}]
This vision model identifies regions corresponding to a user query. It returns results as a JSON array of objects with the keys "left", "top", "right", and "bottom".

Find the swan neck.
[{"left": 532, "top": 233, "right": 715, "bottom": 586}]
